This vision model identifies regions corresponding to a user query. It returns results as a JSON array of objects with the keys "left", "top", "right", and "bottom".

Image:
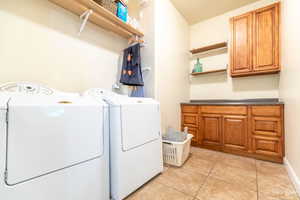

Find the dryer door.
[
  {"left": 5, "top": 96, "right": 104, "bottom": 185},
  {"left": 121, "top": 103, "right": 160, "bottom": 151}
]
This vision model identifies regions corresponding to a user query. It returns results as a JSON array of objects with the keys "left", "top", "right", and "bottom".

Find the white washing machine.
[
  {"left": 0, "top": 82, "right": 110, "bottom": 200},
  {"left": 84, "top": 88, "right": 163, "bottom": 200}
]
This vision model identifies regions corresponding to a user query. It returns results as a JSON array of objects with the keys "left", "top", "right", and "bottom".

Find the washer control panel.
[{"left": 0, "top": 82, "right": 54, "bottom": 95}]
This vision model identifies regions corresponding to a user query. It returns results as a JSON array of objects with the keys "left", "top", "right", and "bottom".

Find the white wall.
[
  {"left": 0, "top": 0, "right": 127, "bottom": 92},
  {"left": 154, "top": 0, "right": 190, "bottom": 132},
  {"left": 0, "top": 0, "right": 189, "bottom": 132},
  {"left": 189, "top": 0, "right": 280, "bottom": 100},
  {"left": 279, "top": 0, "right": 300, "bottom": 193},
  {"left": 139, "top": 0, "right": 156, "bottom": 98}
]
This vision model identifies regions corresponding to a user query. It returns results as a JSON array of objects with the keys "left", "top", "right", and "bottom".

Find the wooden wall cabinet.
[
  {"left": 230, "top": 12, "right": 253, "bottom": 75},
  {"left": 181, "top": 104, "right": 284, "bottom": 163},
  {"left": 230, "top": 3, "right": 280, "bottom": 77}
]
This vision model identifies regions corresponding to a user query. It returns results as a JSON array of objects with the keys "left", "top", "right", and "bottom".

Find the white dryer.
[
  {"left": 84, "top": 88, "right": 163, "bottom": 200},
  {"left": 0, "top": 82, "right": 110, "bottom": 200}
]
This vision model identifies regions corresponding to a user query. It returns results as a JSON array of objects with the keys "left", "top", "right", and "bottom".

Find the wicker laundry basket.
[
  {"left": 93, "top": 0, "right": 117, "bottom": 14},
  {"left": 162, "top": 134, "right": 193, "bottom": 167}
]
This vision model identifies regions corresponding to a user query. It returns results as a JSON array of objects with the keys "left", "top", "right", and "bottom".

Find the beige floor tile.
[
  {"left": 210, "top": 162, "right": 257, "bottom": 191},
  {"left": 256, "top": 160, "right": 288, "bottom": 178},
  {"left": 258, "top": 192, "right": 300, "bottom": 200},
  {"left": 257, "top": 160, "right": 298, "bottom": 198},
  {"left": 155, "top": 167, "right": 207, "bottom": 196},
  {"left": 163, "top": 165, "right": 169, "bottom": 172},
  {"left": 129, "top": 148, "right": 299, "bottom": 200},
  {"left": 126, "top": 181, "right": 193, "bottom": 200},
  {"left": 190, "top": 147, "right": 221, "bottom": 162},
  {"left": 219, "top": 153, "right": 256, "bottom": 171},
  {"left": 181, "top": 154, "right": 215, "bottom": 176},
  {"left": 257, "top": 173, "right": 297, "bottom": 198},
  {"left": 196, "top": 177, "right": 257, "bottom": 200}
]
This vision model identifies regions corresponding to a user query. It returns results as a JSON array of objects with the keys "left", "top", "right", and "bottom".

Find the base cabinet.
[{"left": 181, "top": 104, "right": 284, "bottom": 163}]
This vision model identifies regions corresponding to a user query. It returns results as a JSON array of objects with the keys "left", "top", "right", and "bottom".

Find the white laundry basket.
[{"left": 162, "top": 134, "right": 193, "bottom": 167}]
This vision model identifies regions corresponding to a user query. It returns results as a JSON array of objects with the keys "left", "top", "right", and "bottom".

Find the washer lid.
[
  {"left": 123, "top": 97, "right": 158, "bottom": 105},
  {"left": 107, "top": 96, "right": 159, "bottom": 106},
  {"left": 5, "top": 95, "right": 105, "bottom": 185},
  {"left": 9, "top": 95, "right": 101, "bottom": 107},
  {"left": 84, "top": 88, "right": 159, "bottom": 106},
  {"left": 121, "top": 103, "right": 161, "bottom": 151}
]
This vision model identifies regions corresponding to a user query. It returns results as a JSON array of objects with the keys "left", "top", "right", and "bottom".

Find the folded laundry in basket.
[{"left": 162, "top": 131, "right": 187, "bottom": 142}]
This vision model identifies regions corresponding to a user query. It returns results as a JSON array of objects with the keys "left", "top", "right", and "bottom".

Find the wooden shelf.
[
  {"left": 191, "top": 69, "right": 227, "bottom": 76},
  {"left": 190, "top": 42, "right": 227, "bottom": 54},
  {"left": 49, "top": 0, "right": 144, "bottom": 39}
]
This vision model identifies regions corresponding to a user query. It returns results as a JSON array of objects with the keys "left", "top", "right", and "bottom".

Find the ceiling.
[{"left": 170, "top": 0, "right": 260, "bottom": 24}]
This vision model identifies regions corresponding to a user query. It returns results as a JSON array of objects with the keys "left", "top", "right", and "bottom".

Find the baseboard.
[{"left": 284, "top": 157, "right": 300, "bottom": 195}]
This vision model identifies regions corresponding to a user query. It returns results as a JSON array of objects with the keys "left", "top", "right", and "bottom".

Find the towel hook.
[{"left": 78, "top": 9, "right": 93, "bottom": 35}]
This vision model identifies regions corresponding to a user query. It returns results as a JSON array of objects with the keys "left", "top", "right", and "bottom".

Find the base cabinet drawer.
[
  {"left": 251, "top": 106, "right": 281, "bottom": 117},
  {"left": 181, "top": 113, "right": 198, "bottom": 127},
  {"left": 201, "top": 106, "right": 247, "bottom": 115},
  {"left": 252, "top": 117, "right": 282, "bottom": 137},
  {"left": 252, "top": 136, "right": 283, "bottom": 157},
  {"left": 181, "top": 105, "right": 199, "bottom": 113}
]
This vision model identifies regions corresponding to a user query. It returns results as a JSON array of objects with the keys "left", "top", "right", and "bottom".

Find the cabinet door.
[
  {"left": 253, "top": 3, "right": 280, "bottom": 72},
  {"left": 230, "top": 12, "right": 253, "bottom": 75},
  {"left": 223, "top": 115, "right": 248, "bottom": 151},
  {"left": 200, "top": 114, "right": 222, "bottom": 147}
]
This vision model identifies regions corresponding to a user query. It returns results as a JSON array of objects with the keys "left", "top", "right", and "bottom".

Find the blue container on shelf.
[{"left": 117, "top": 1, "right": 128, "bottom": 22}]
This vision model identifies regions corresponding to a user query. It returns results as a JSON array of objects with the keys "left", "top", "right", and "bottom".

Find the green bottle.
[{"left": 194, "top": 58, "right": 203, "bottom": 72}]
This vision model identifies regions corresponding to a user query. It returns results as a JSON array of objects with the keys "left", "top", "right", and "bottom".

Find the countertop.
[{"left": 181, "top": 98, "right": 284, "bottom": 105}]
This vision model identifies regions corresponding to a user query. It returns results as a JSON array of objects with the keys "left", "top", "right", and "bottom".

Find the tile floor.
[{"left": 126, "top": 147, "right": 299, "bottom": 200}]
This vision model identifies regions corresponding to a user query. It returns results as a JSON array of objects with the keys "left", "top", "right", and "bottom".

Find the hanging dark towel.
[
  {"left": 120, "top": 43, "right": 144, "bottom": 86},
  {"left": 131, "top": 86, "right": 145, "bottom": 97}
]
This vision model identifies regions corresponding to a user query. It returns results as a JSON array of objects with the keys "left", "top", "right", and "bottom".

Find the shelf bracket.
[{"left": 78, "top": 9, "right": 93, "bottom": 35}]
